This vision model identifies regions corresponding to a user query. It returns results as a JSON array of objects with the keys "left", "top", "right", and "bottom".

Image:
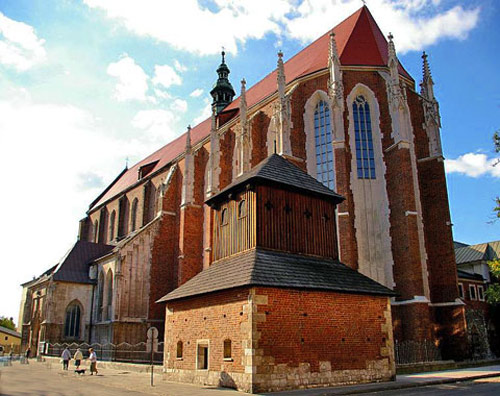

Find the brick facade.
[{"left": 164, "top": 287, "right": 394, "bottom": 393}]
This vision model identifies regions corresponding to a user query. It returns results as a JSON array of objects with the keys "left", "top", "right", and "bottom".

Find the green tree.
[
  {"left": 486, "top": 260, "right": 500, "bottom": 305},
  {"left": 0, "top": 316, "right": 16, "bottom": 330},
  {"left": 486, "top": 131, "right": 500, "bottom": 304}
]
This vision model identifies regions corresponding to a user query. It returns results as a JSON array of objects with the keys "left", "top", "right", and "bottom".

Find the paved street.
[
  {"left": 363, "top": 376, "right": 500, "bottom": 395},
  {"left": 1, "top": 361, "right": 500, "bottom": 395},
  {"left": 0, "top": 361, "right": 244, "bottom": 396}
]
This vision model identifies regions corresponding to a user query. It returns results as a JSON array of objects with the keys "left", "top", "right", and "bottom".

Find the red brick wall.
[
  {"left": 164, "top": 288, "right": 250, "bottom": 374},
  {"left": 148, "top": 167, "right": 181, "bottom": 323},
  {"left": 254, "top": 287, "right": 392, "bottom": 372},
  {"left": 250, "top": 110, "right": 271, "bottom": 166}
]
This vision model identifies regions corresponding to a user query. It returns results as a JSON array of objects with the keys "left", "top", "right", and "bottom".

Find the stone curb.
[{"left": 321, "top": 372, "right": 500, "bottom": 395}]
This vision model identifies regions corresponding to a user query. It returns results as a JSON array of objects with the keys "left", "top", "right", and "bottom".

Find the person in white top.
[
  {"left": 74, "top": 348, "right": 83, "bottom": 369},
  {"left": 61, "top": 347, "right": 71, "bottom": 370},
  {"left": 88, "top": 348, "right": 98, "bottom": 375}
]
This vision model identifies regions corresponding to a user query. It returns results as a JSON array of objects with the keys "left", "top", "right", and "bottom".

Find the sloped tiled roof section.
[
  {"left": 52, "top": 240, "right": 114, "bottom": 284},
  {"left": 158, "top": 248, "right": 396, "bottom": 302},
  {"left": 457, "top": 269, "right": 484, "bottom": 281},
  {"left": 90, "top": 6, "right": 413, "bottom": 211},
  {"left": 206, "top": 154, "right": 344, "bottom": 206},
  {"left": 455, "top": 240, "right": 500, "bottom": 265},
  {"left": 0, "top": 326, "right": 21, "bottom": 339}
]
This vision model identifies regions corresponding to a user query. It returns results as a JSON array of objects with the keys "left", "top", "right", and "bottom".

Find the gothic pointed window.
[
  {"left": 109, "top": 210, "right": 116, "bottom": 242},
  {"left": 64, "top": 302, "right": 81, "bottom": 338},
  {"left": 352, "top": 96, "right": 376, "bottom": 179},
  {"left": 314, "top": 100, "right": 335, "bottom": 189},
  {"left": 131, "top": 198, "right": 138, "bottom": 232}
]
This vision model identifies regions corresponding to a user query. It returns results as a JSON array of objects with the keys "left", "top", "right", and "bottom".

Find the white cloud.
[
  {"left": 193, "top": 98, "right": 212, "bottom": 125},
  {"left": 84, "top": 0, "right": 479, "bottom": 55},
  {"left": 152, "top": 64, "right": 182, "bottom": 88},
  {"left": 170, "top": 98, "right": 188, "bottom": 114},
  {"left": 83, "top": 0, "right": 290, "bottom": 55},
  {"left": 190, "top": 88, "right": 204, "bottom": 98},
  {"left": 0, "top": 11, "right": 46, "bottom": 71},
  {"left": 174, "top": 59, "right": 187, "bottom": 73},
  {"left": 0, "top": 90, "right": 164, "bottom": 321},
  {"left": 285, "top": 0, "right": 480, "bottom": 54},
  {"left": 107, "top": 55, "right": 149, "bottom": 101},
  {"left": 445, "top": 153, "right": 500, "bottom": 178},
  {"left": 131, "top": 109, "right": 181, "bottom": 142}
]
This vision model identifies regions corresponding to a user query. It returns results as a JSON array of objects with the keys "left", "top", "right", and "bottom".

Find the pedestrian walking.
[
  {"left": 74, "top": 348, "right": 83, "bottom": 369},
  {"left": 25, "top": 347, "right": 31, "bottom": 364},
  {"left": 61, "top": 347, "right": 71, "bottom": 370},
  {"left": 88, "top": 348, "right": 98, "bottom": 375},
  {"left": 8, "top": 351, "right": 13, "bottom": 366}
]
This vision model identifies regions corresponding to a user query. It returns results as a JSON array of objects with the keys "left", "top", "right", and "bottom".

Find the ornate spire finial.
[
  {"left": 387, "top": 32, "right": 396, "bottom": 61},
  {"left": 420, "top": 51, "right": 435, "bottom": 100},
  {"left": 328, "top": 29, "right": 344, "bottom": 110},
  {"left": 221, "top": 47, "right": 225, "bottom": 63},
  {"left": 240, "top": 78, "right": 247, "bottom": 125},
  {"left": 185, "top": 125, "right": 192, "bottom": 152},
  {"left": 277, "top": 51, "right": 286, "bottom": 99}
]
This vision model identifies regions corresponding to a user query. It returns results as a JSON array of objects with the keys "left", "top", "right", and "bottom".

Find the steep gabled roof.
[
  {"left": 206, "top": 154, "right": 344, "bottom": 206},
  {"left": 90, "top": 6, "right": 412, "bottom": 211},
  {"left": 158, "top": 248, "right": 396, "bottom": 302},
  {"left": 23, "top": 241, "right": 114, "bottom": 286},
  {"left": 52, "top": 240, "right": 114, "bottom": 283}
]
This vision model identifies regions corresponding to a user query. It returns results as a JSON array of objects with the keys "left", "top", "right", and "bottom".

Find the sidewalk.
[
  {"left": 1, "top": 360, "right": 499, "bottom": 396},
  {"left": 265, "top": 365, "right": 500, "bottom": 395}
]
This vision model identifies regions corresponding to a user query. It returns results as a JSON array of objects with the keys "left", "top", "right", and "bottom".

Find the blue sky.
[{"left": 0, "top": 0, "right": 498, "bottom": 322}]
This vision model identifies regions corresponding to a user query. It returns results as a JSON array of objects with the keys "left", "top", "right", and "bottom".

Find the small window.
[
  {"left": 469, "top": 285, "right": 477, "bottom": 300},
  {"left": 477, "top": 285, "right": 485, "bottom": 301},
  {"left": 238, "top": 200, "right": 247, "bottom": 218},
  {"left": 176, "top": 341, "right": 183, "bottom": 359},
  {"left": 221, "top": 208, "right": 228, "bottom": 225},
  {"left": 223, "top": 339, "right": 232, "bottom": 360},
  {"left": 458, "top": 283, "right": 464, "bottom": 299}
]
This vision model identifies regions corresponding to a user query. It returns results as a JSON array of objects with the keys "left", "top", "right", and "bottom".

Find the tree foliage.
[{"left": 0, "top": 316, "right": 16, "bottom": 331}]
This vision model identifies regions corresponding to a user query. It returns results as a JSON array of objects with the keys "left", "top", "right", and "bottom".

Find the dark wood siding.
[
  {"left": 256, "top": 185, "right": 338, "bottom": 259},
  {"left": 212, "top": 190, "right": 257, "bottom": 261}
]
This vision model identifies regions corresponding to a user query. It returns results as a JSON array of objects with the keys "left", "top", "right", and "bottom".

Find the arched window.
[
  {"left": 64, "top": 302, "right": 81, "bottom": 338},
  {"left": 93, "top": 220, "right": 99, "bottom": 243},
  {"left": 221, "top": 208, "right": 228, "bottom": 225},
  {"left": 176, "top": 341, "right": 183, "bottom": 358},
  {"left": 97, "top": 273, "right": 104, "bottom": 321},
  {"left": 238, "top": 200, "right": 246, "bottom": 218},
  {"left": 352, "top": 96, "right": 376, "bottom": 179},
  {"left": 223, "top": 339, "right": 232, "bottom": 359},
  {"left": 109, "top": 210, "right": 116, "bottom": 242},
  {"left": 314, "top": 100, "right": 335, "bottom": 189},
  {"left": 130, "top": 198, "right": 138, "bottom": 232}
]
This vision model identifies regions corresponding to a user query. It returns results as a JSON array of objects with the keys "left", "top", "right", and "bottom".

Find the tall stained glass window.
[
  {"left": 314, "top": 100, "right": 335, "bottom": 189},
  {"left": 352, "top": 96, "right": 376, "bottom": 179},
  {"left": 64, "top": 303, "right": 81, "bottom": 338}
]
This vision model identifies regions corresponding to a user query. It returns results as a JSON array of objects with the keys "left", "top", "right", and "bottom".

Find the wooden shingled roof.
[
  {"left": 205, "top": 154, "right": 345, "bottom": 206},
  {"left": 90, "top": 6, "right": 412, "bottom": 211},
  {"left": 158, "top": 248, "right": 397, "bottom": 302}
]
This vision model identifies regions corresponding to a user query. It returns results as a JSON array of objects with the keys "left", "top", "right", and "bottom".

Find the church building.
[{"left": 19, "top": 5, "right": 467, "bottom": 391}]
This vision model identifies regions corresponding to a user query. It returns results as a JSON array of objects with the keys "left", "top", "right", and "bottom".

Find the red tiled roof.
[{"left": 90, "top": 6, "right": 413, "bottom": 211}]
